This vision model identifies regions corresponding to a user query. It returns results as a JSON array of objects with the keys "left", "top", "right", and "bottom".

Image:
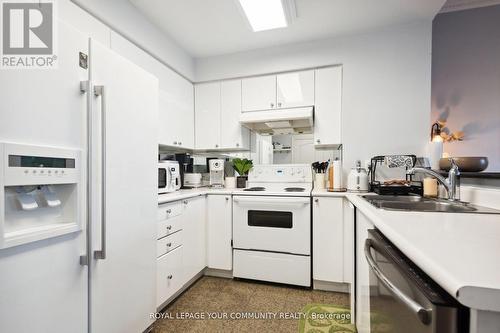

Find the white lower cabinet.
[
  {"left": 156, "top": 196, "right": 206, "bottom": 308},
  {"left": 182, "top": 196, "right": 207, "bottom": 281},
  {"left": 355, "top": 210, "right": 375, "bottom": 333},
  {"left": 207, "top": 195, "right": 233, "bottom": 270},
  {"left": 312, "top": 197, "right": 344, "bottom": 282},
  {"left": 157, "top": 246, "right": 183, "bottom": 307}
]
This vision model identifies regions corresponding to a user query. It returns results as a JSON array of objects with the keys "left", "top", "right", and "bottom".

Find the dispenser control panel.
[{"left": 1, "top": 143, "right": 81, "bottom": 186}]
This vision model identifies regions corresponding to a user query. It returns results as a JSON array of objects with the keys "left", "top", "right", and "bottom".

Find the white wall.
[
  {"left": 67, "top": 0, "right": 195, "bottom": 80},
  {"left": 195, "top": 21, "right": 433, "bottom": 178},
  {"left": 432, "top": 5, "right": 500, "bottom": 171}
]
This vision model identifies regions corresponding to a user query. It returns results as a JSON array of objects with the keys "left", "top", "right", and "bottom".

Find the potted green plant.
[{"left": 232, "top": 158, "right": 253, "bottom": 188}]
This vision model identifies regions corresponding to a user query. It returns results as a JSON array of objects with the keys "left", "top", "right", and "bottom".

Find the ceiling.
[{"left": 130, "top": 0, "right": 446, "bottom": 58}]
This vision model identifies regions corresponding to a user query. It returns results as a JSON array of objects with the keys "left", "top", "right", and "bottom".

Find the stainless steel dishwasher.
[{"left": 364, "top": 229, "right": 469, "bottom": 333}]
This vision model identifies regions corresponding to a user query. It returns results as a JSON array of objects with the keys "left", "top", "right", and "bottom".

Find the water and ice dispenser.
[{"left": 0, "top": 142, "right": 82, "bottom": 249}]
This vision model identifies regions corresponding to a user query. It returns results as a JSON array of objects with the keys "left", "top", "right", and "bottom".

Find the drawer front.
[
  {"left": 233, "top": 249, "right": 311, "bottom": 287},
  {"left": 158, "top": 214, "right": 182, "bottom": 239},
  {"left": 157, "top": 201, "right": 183, "bottom": 221},
  {"left": 157, "top": 246, "right": 183, "bottom": 307},
  {"left": 157, "top": 230, "right": 183, "bottom": 258}
]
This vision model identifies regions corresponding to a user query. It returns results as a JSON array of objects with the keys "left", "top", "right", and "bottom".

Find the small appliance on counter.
[
  {"left": 347, "top": 160, "right": 369, "bottom": 192},
  {"left": 369, "top": 154, "right": 422, "bottom": 195},
  {"left": 209, "top": 159, "right": 225, "bottom": 188},
  {"left": 158, "top": 160, "right": 181, "bottom": 194},
  {"left": 175, "top": 153, "right": 194, "bottom": 189},
  {"left": 183, "top": 173, "right": 203, "bottom": 188}
]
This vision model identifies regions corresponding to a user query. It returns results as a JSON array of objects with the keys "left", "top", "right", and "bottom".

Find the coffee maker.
[
  {"left": 175, "top": 153, "right": 193, "bottom": 189},
  {"left": 209, "top": 159, "right": 225, "bottom": 188}
]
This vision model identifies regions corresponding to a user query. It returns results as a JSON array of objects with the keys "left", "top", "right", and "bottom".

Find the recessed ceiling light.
[{"left": 237, "top": 0, "right": 295, "bottom": 32}]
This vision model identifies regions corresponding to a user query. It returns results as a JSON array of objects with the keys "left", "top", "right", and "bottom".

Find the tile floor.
[{"left": 152, "top": 276, "right": 350, "bottom": 333}]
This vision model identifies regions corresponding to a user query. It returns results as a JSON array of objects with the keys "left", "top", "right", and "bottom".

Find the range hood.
[{"left": 239, "top": 107, "right": 314, "bottom": 135}]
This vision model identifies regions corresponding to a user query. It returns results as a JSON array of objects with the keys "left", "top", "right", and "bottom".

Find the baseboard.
[
  {"left": 204, "top": 268, "right": 233, "bottom": 278},
  {"left": 313, "top": 280, "right": 350, "bottom": 293}
]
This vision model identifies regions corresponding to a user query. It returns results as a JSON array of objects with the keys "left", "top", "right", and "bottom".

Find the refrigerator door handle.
[
  {"left": 79, "top": 80, "right": 90, "bottom": 266},
  {"left": 93, "top": 85, "right": 107, "bottom": 260}
]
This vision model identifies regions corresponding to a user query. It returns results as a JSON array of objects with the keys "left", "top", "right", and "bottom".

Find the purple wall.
[{"left": 432, "top": 5, "right": 500, "bottom": 171}]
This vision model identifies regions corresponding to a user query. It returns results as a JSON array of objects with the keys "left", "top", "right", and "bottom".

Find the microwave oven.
[{"left": 158, "top": 161, "right": 180, "bottom": 194}]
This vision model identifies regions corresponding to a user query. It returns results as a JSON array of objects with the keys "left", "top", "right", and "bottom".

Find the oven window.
[
  {"left": 248, "top": 210, "right": 292, "bottom": 228},
  {"left": 158, "top": 168, "right": 167, "bottom": 188}
]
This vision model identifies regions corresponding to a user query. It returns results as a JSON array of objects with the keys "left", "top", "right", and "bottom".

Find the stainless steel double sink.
[{"left": 362, "top": 195, "right": 500, "bottom": 214}]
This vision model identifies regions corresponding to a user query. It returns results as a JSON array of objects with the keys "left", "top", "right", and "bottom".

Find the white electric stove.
[{"left": 232, "top": 164, "right": 313, "bottom": 287}]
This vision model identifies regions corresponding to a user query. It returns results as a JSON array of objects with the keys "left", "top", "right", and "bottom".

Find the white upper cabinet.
[
  {"left": 241, "top": 75, "right": 277, "bottom": 112},
  {"left": 159, "top": 77, "right": 194, "bottom": 149},
  {"left": 195, "top": 80, "right": 250, "bottom": 151},
  {"left": 108, "top": 30, "right": 195, "bottom": 149},
  {"left": 277, "top": 70, "right": 315, "bottom": 108},
  {"left": 195, "top": 82, "right": 221, "bottom": 149},
  {"left": 314, "top": 66, "right": 342, "bottom": 148},
  {"left": 221, "top": 80, "right": 250, "bottom": 150}
]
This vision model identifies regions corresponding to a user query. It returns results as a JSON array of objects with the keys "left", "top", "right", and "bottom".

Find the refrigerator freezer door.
[
  {"left": 89, "top": 40, "right": 158, "bottom": 333},
  {"left": 0, "top": 21, "right": 88, "bottom": 333}
]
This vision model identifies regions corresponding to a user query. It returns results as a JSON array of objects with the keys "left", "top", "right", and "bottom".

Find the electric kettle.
[{"left": 347, "top": 160, "right": 369, "bottom": 192}]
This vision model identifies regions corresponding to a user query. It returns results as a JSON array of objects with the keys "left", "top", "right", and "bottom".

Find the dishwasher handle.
[{"left": 364, "top": 238, "right": 432, "bottom": 325}]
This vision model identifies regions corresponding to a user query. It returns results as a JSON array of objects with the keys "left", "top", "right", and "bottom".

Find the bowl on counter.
[{"left": 439, "top": 157, "right": 488, "bottom": 172}]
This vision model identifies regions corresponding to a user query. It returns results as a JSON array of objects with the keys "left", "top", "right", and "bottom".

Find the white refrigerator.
[{"left": 0, "top": 20, "right": 158, "bottom": 333}]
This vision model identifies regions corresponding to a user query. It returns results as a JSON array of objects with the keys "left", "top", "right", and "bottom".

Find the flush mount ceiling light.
[{"left": 237, "top": 0, "right": 297, "bottom": 32}]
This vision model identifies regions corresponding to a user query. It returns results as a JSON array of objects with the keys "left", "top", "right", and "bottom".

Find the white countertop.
[
  {"left": 311, "top": 188, "right": 350, "bottom": 197},
  {"left": 348, "top": 193, "right": 500, "bottom": 312},
  {"left": 158, "top": 187, "right": 233, "bottom": 204}
]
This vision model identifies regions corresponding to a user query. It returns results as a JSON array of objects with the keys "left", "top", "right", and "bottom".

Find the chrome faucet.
[{"left": 407, "top": 158, "right": 461, "bottom": 201}]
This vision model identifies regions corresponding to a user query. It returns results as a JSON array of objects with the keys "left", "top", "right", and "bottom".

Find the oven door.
[
  {"left": 232, "top": 196, "right": 310, "bottom": 255},
  {"left": 364, "top": 229, "right": 464, "bottom": 333},
  {"left": 158, "top": 167, "right": 168, "bottom": 193}
]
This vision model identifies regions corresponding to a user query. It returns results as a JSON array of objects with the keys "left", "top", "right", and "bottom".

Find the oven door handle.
[
  {"left": 233, "top": 197, "right": 310, "bottom": 206},
  {"left": 364, "top": 239, "right": 432, "bottom": 325}
]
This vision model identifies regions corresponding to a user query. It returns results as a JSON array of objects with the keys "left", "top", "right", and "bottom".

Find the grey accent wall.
[{"left": 432, "top": 5, "right": 500, "bottom": 171}]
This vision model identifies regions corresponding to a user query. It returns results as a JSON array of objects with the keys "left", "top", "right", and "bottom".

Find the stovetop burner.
[
  {"left": 244, "top": 187, "right": 266, "bottom": 192},
  {"left": 284, "top": 187, "right": 306, "bottom": 192}
]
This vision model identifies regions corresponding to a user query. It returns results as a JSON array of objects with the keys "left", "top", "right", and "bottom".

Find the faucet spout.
[{"left": 407, "top": 158, "right": 461, "bottom": 201}]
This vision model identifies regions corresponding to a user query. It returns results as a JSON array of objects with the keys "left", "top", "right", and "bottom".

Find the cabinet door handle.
[
  {"left": 166, "top": 225, "right": 172, "bottom": 230},
  {"left": 277, "top": 102, "right": 282, "bottom": 107},
  {"left": 225, "top": 197, "right": 229, "bottom": 201},
  {"left": 166, "top": 209, "right": 172, "bottom": 214},
  {"left": 167, "top": 275, "right": 173, "bottom": 280},
  {"left": 236, "top": 143, "right": 240, "bottom": 147},
  {"left": 166, "top": 242, "right": 172, "bottom": 248},
  {"left": 183, "top": 200, "right": 188, "bottom": 205},
  {"left": 316, "top": 139, "right": 320, "bottom": 143},
  {"left": 314, "top": 198, "right": 319, "bottom": 203},
  {"left": 270, "top": 103, "right": 274, "bottom": 108},
  {"left": 178, "top": 142, "right": 182, "bottom": 145},
  {"left": 173, "top": 141, "right": 177, "bottom": 145}
]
